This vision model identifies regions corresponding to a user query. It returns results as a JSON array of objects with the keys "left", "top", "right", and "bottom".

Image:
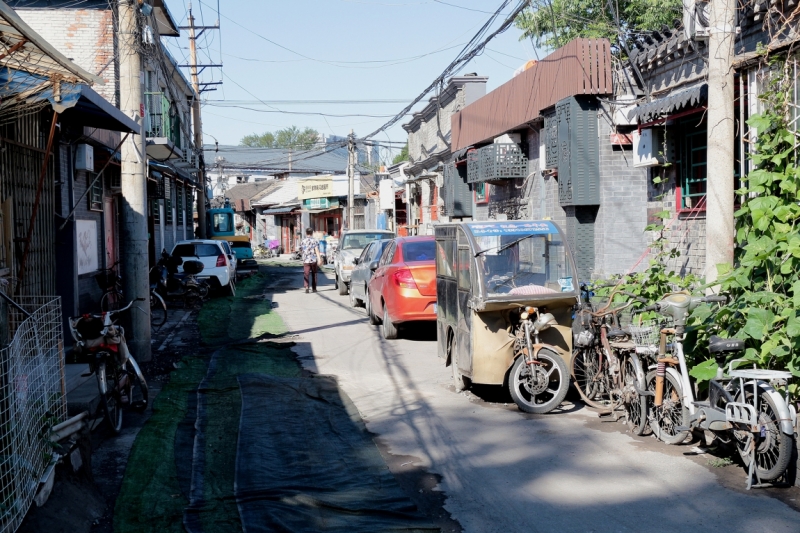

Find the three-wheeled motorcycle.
[{"left": 435, "top": 220, "right": 579, "bottom": 413}]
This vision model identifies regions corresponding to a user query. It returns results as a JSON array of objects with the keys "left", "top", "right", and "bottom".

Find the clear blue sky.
[{"left": 164, "top": 0, "right": 542, "bottom": 163}]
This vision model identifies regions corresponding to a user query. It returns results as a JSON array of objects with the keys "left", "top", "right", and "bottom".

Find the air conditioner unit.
[{"left": 683, "top": 0, "right": 711, "bottom": 41}]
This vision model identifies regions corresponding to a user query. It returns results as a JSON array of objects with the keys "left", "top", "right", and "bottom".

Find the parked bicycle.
[
  {"left": 150, "top": 250, "right": 209, "bottom": 309},
  {"left": 68, "top": 299, "right": 149, "bottom": 434},
  {"left": 96, "top": 261, "right": 168, "bottom": 327},
  {"left": 634, "top": 292, "right": 795, "bottom": 488},
  {"left": 570, "top": 283, "right": 648, "bottom": 435}
]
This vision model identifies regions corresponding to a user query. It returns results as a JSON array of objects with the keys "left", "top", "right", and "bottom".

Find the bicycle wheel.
[
  {"left": 622, "top": 354, "right": 647, "bottom": 436},
  {"left": 97, "top": 359, "right": 123, "bottom": 434},
  {"left": 100, "top": 289, "right": 123, "bottom": 312},
  {"left": 126, "top": 358, "right": 149, "bottom": 412},
  {"left": 571, "top": 347, "right": 612, "bottom": 410},
  {"left": 197, "top": 281, "right": 210, "bottom": 299},
  {"left": 646, "top": 369, "right": 689, "bottom": 445},
  {"left": 508, "top": 349, "right": 570, "bottom": 414},
  {"left": 184, "top": 287, "right": 202, "bottom": 309},
  {"left": 734, "top": 387, "right": 793, "bottom": 482},
  {"left": 150, "top": 291, "right": 167, "bottom": 328}
]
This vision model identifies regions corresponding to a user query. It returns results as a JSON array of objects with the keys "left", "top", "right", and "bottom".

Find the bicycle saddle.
[
  {"left": 607, "top": 327, "right": 627, "bottom": 338},
  {"left": 708, "top": 335, "right": 744, "bottom": 354}
]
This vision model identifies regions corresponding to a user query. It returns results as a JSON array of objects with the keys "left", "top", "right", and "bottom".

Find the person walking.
[{"left": 300, "top": 227, "right": 321, "bottom": 293}]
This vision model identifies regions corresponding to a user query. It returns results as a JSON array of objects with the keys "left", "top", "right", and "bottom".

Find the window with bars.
[
  {"left": 176, "top": 183, "right": 183, "bottom": 220},
  {"left": 88, "top": 173, "right": 103, "bottom": 211},
  {"left": 165, "top": 178, "right": 173, "bottom": 224},
  {"left": 679, "top": 128, "right": 707, "bottom": 209},
  {"left": 152, "top": 199, "right": 160, "bottom": 224}
]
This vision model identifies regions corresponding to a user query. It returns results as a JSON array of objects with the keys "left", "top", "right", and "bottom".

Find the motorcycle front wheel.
[{"left": 508, "top": 348, "right": 569, "bottom": 414}]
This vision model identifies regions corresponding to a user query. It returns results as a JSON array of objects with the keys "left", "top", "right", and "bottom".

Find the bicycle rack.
[{"left": 725, "top": 402, "right": 758, "bottom": 426}]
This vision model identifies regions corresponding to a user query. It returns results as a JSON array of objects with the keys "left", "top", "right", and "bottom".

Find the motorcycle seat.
[{"left": 708, "top": 335, "right": 744, "bottom": 354}]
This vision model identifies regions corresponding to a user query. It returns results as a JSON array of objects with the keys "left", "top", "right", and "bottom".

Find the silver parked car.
[
  {"left": 334, "top": 230, "right": 394, "bottom": 295},
  {"left": 348, "top": 239, "right": 391, "bottom": 307}
]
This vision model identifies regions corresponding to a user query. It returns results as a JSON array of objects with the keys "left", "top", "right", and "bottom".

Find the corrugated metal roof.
[
  {"left": 205, "top": 145, "right": 351, "bottom": 174},
  {"left": 450, "top": 38, "right": 612, "bottom": 151},
  {"left": 253, "top": 178, "right": 300, "bottom": 206}
]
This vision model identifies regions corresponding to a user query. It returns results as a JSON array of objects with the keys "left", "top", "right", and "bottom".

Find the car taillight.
[
  {"left": 216, "top": 254, "right": 227, "bottom": 267},
  {"left": 393, "top": 269, "right": 417, "bottom": 289}
]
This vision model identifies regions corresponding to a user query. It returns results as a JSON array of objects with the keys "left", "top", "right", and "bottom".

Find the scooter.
[{"left": 151, "top": 250, "right": 209, "bottom": 308}]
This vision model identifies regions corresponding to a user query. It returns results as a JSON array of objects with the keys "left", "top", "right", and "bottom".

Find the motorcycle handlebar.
[{"left": 702, "top": 295, "right": 728, "bottom": 304}]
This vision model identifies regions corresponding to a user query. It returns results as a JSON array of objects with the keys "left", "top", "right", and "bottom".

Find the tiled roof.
[{"left": 209, "top": 180, "right": 280, "bottom": 208}]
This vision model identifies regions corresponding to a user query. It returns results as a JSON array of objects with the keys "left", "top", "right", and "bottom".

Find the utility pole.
[
  {"left": 704, "top": 0, "right": 736, "bottom": 287},
  {"left": 118, "top": 0, "right": 151, "bottom": 361},
  {"left": 188, "top": 8, "right": 207, "bottom": 238},
  {"left": 347, "top": 130, "right": 356, "bottom": 230}
]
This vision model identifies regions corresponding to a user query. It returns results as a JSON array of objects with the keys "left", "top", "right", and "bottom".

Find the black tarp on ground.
[{"left": 235, "top": 373, "right": 438, "bottom": 532}]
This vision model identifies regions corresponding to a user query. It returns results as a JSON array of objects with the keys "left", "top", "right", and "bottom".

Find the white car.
[
  {"left": 334, "top": 230, "right": 394, "bottom": 295},
  {"left": 171, "top": 240, "right": 237, "bottom": 294}
]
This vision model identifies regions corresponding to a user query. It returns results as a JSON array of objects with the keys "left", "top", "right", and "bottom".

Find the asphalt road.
[{"left": 270, "top": 266, "right": 800, "bottom": 533}]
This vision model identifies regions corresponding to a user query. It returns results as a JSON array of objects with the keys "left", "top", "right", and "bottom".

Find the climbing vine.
[{"left": 688, "top": 57, "right": 800, "bottom": 389}]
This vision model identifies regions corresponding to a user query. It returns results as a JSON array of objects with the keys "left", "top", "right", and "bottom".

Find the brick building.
[
  {"left": 10, "top": 0, "right": 202, "bottom": 300},
  {"left": 401, "top": 75, "right": 487, "bottom": 235},
  {"left": 446, "top": 39, "right": 650, "bottom": 280}
]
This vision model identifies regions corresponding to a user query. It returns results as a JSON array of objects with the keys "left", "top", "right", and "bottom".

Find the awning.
[
  {"left": 631, "top": 83, "right": 708, "bottom": 123},
  {"left": 58, "top": 84, "right": 140, "bottom": 133},
  {"left": 262, "top": 207, "right": 299, "bottom": 215},
  {"left": 303, "top": 207, "right": 340, "bottom": 214}
]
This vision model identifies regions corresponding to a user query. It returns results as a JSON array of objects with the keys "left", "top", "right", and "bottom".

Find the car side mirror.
[
  {"left": 369, "top": 261, "right": 379, "bottom": 271},
  {"left": 353, "top": 258, "right": 360, "bottom": 265}
]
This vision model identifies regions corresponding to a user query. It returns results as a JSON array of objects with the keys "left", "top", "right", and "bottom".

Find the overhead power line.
[
  {"left": 204, "top": 99, "right": 413, "bottom": 105},
  {"left": 363, "top": 0, "right": 531, "bottom": 139}
]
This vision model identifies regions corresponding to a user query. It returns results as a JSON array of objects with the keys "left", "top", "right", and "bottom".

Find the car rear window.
[
  {"left": 341, "top": 233, "right": 392, "bottom": 250},
  {"left": 402, "top": 241, "right": 435, "bottom": 262},
  {"left": 196, "top": 244, "right": 221, "bottom": 257},
  {"left": 231, "top": 241, "right": 251, "bottom": 249},
  {"left": 172, "top": 244, "right": 195, "bottom": 257}
]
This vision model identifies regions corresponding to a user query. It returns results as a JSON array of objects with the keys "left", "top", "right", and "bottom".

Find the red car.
[{"left": 366, "top": 236, "right": 437, "bottom": 339}]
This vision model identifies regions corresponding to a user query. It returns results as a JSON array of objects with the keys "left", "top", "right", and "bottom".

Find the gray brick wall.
[
  {"left": 594, "top": 105, "right": 649, "bottom": 278},
  {"left": 72, "top": 167, "right": 106, "bottom": 312},
  {"left": 646, "top": 163, "right": 707, "bottom": 276}
]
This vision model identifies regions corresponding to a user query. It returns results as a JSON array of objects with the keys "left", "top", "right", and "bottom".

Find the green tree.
[
  {"left": 514, "top": 0, "right": 682, "bottom": 51},
  {"left": 240, "top": 126, "right": 320, "bottom": 150},
  {"left": 240, "top": 132, "right": 275, "bottom": 148},
  {"left": 392, "top": 143, "right": 409, "bottom": 165}
]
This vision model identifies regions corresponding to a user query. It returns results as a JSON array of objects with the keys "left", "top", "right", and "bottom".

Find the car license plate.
[{"left": 433, "top": 303, "right": 437, "bottom": 314}]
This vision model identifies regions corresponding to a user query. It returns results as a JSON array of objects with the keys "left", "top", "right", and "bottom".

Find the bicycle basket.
[
  {"left": 627, "top": 318, "right": 669, "bottom": 351},
  {"left": 95, "top": 270, "right": 119, "bottom": 290}
]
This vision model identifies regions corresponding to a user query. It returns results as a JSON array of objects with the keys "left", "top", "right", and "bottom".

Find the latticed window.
[
  {"left": 176, "top": 183, "right": 183, "bottom": 220},
  {"left": 165, "top": 178, "right": 173, "bottom": 224},
  {"left": 151, "top": 199, "right": 160, "bottom": 224},
  {"left": 88, "top": 173, "right": 102, "bottom": 211}
]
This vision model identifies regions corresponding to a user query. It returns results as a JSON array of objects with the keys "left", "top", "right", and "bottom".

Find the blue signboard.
[{"left": 466, "top": 220, "right": 558, "bottom": 237}]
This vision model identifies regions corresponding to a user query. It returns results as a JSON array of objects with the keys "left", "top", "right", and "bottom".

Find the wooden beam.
[{"left": 0, "top": 38, "right": 26, "bottom": 62}]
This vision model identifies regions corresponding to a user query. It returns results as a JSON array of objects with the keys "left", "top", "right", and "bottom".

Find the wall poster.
[{"left": 76, "top": 219, "right": 99, "bottom": 275}]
